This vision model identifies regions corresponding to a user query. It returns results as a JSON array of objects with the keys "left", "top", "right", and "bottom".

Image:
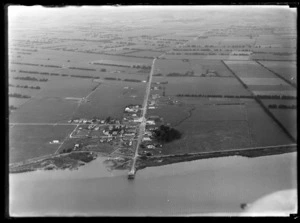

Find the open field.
[
  {"left": 153, "top": 59, "right": 192, "bottom": 75},
  {"left": 36, "top": 78, "right": 99, "bottom": 98},
  {"left": 152, "top": 77, "right": 251, "bottom": 96},
  {"left": 224, "top": 61, "right": 278, "bottom": 78},
  {"left": 149, "top": 94, "right": 294, "bottom": 155},
  {"left": 261, "top": 99, "right": 297, "bottom": 140},
  {"left": 9, "top": 98, "right": 78, "bottom": 123},
  {"left": 258, "top": 60, "right": 297, "bottom": 85},
  {"left": 8, "top": 7, "right": 297, "bottom": 172},
  {"left": 189, "top": 59, "right": 233, "bottom": 77},
  {"left": 161, "top": 120, "right": 252, "bottom": 155},
  {"left": 244, "top": 99, "right": 294, "bottom": 146},
  {"left": 9, "top": 125, "right": 75, "bottom": 163},
  {"left": 240, "top": 77, "right": 289, "bottom": 86},
  {"left": 124, "top": 50, "right": 163, "bottom": 57},
  {"left": 74, "top": 81, "right": 146, "bottom": 120},
  {"left": 252, "top": 90, "right": 297, "bottom": 97},
  {"left": 246, "top": 84, "right": 294, "bottom": 91}
]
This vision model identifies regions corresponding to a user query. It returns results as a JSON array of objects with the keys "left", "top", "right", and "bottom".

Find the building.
[
  {"left": 146, "top": 120, "right": 155, "bottom": 125},
  {"left": 147, "top": 145, "right": 155, "bottom": 149},
  {"left": 142, "top": 137, "right": 151, "bottom": 142},
  {"left": 133, "top": 117, "right": 143, "bottom": 123}
]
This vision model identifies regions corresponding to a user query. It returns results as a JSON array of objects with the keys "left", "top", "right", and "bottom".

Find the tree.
[{"left": 105, "top": 116, "right": 111, "bottom": 123}]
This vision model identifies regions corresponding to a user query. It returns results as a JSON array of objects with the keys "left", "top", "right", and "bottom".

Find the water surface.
[{"left": 10, "top": 153, "right": 297, "bottom": 216}]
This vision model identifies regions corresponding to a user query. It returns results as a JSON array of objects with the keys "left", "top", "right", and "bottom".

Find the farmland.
[
  {"left": 8, "top": 6, "right": 297, "bottom": 171},
  {"left": 151, "top": 76, "right": 251, "bottom": 96},
  {"left": 9, "top": 125, "right": 75, "bottom": 163}
]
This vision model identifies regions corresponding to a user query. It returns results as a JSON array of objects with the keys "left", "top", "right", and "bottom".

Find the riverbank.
[
  {"left": 9, "top": 152, "right": 297, "bottom": 216},
  {"left": 136, "top": 144, "right": 297, "bottom": 171},
  {"left": 9, "top": 144, "right": 297, "bottom": 174}
]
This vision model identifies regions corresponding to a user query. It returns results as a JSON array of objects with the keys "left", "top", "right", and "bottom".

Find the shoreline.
[
  {"left": 136, "top": 144, "right": 297, "bottom": 171},
  {"left": 9, "top": 144, "right": 297, "bottom": 174}
]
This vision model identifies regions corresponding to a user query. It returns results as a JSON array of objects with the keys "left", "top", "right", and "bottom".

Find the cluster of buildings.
[
  {"left": 69, "top": 117, "right": 121, "bottom": 125},
  {"left": 123, "top": 104, "right": 144, "bottom": 123}
]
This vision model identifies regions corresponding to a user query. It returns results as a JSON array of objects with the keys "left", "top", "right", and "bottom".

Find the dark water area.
[{"left": 10, "top": 153, "right": 297, "bottom": 216}]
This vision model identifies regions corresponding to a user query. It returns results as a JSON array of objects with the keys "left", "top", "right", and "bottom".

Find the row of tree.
[
  {"left": 69, "top": 67, "right": 96, "bottom": 71},
  {"left": 9, "top": 93, "right": 31, "bottom": 98},
  {"left": 167, "top": 71, "right": 194, "bottom": 77},
  {"left": 268, "top": 104, "right": 297, "bottom": 109},
  {"left": 132, "top": 65, "right": 151, "bottom": 69},
  {"left": 9, "top": 105, "right": 17, "bottom": 110},
  {"left": 176, "top": 94, "right": 297, "bottom": 99},
  {"left": 9, "top": 84, "right": 40, "bottom": 89},
  {"left": 14, "top": 76, "right": 48, "bottom": 82}
]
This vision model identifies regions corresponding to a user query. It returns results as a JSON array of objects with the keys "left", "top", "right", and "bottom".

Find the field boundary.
[
  {"left": 255, "top": 60, "right": 297, "bottom": 89},
  {"left": 221, "top": 60, "right": 297, "bottom": 143}
]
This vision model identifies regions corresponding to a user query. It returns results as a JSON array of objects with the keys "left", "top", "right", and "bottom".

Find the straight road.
[
  {"left": 129, "top": 36, "right": 203, "bottom": 177},
  {"left": 129, "top": 57, "right": 157, "bottom": 176}
]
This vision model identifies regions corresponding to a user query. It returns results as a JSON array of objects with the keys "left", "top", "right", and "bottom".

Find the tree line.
[
  {"left": 9, "top": 93, "right": 31, "bottom": 98},
  {"left": 9, "top": 84, "right": 40, "bottom": 89},
  {"left": 268, "top": 104, "right": 297, "bottom": 109},
  {"left": 14, "top": 76, "right": 48, "bottom": 82},
  {"left": 176, "top": 94, "right": 297, "bottom": 99}
]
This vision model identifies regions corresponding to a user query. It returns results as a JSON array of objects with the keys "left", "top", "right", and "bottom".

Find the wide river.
[{"left": 9, "top": 152, "right": 297, "bottom": 216}]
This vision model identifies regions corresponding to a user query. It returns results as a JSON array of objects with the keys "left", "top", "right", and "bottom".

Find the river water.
[{"left": 9, "top": 152, "right": 297, "bottom": 216}]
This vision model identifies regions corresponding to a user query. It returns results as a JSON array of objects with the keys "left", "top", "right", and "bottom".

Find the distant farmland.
[{"left": 9, "top": 125, "right": 75, "bottom": 163}]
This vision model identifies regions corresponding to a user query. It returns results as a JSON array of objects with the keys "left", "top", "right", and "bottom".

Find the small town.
[{"left": 57, "top": 102, "right": 164, "bottom": 158}]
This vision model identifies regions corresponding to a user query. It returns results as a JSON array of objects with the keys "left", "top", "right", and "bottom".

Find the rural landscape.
[{"left": 8, "top": 6, "right": 297, "bottom": 216}]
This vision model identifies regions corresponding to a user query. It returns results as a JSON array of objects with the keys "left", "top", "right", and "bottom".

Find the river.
[{"left": 9, "top": 152, "right": 297, "bottom": 216}]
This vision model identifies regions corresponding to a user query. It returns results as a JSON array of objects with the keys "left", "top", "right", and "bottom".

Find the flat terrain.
[
  {"left": 8, "top": 7, "right": 297, "bottom": 166},
  {"left": 9, "top": 125, "right": 75, "bottom": 163}
]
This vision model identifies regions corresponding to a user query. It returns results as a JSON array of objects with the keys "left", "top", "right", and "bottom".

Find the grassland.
[
  {"left": 8, "top": 7, "right": 297, "bottom": 169},
  {"left": 74, "top": 81, "right": 146, "bottom": 120},
  {"left": 9, "top": 125, "right": 75, "bottom": 163},
  {"left": 152, "top": 76, "right": 251, "bottom": 96},
  {"left": 261, "top": 99, "right": 297, "bottom": 140}
]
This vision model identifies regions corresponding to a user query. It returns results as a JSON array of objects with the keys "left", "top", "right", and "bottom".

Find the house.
[
  {"left": 142, "top": 137, "right": 151, "bottom": 142},
  {"left": 124, "top": 133, "right": 135, "bottom": 137},
  {"left": 144, "top": 131, "right": 153, "bottom": 137},
  {"left": 52, "top": 140, "right": 59, "bottom": 144},
  {"left": 146, "top": 120, "right": 155, "bottom": 125},
  {"left": 112, "top": 131, "right": 118, "bottom": 136},
  {"left": 133, "top": 117, "right": 143, "bottom": 123},
  {"left": 147, "top": 145, "right": 155, "bottom": 149},
  {"left": 94, "top": 126, "right": 99, "bottom": 131},
  {"left": 103, "top": 130, "right": 110, "bottom": 135},
  {"left": 148, "top": 106, "right": 155, "bottom": 109},
  {"left": 149, "top": 101, "right": 155, "bottom": 106},
  {"left": 88, "top": 124, "right": 94, "bottom": 130}
]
